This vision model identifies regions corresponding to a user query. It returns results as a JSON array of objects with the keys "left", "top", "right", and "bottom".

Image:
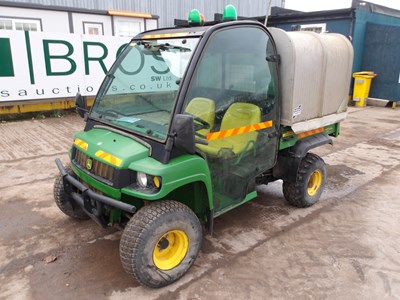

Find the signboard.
[{"left": 0, "top": 31, "right": 129, "bottom": 102}]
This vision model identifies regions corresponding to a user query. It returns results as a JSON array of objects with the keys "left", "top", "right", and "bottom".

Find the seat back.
[
  {"left": 220, "top": 102, "right": 261, "bottom": 154},
  {"left": 185, "top": 97, "right": 215, "bottom": 136},
  {"left": 221, "top": 103, "right": 260, "bottom": 130},
  {"left": 197, "top": 102, "right": 261, "bottom": 157}
]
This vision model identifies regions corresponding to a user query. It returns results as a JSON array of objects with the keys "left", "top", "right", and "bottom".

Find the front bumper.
[{"left": 55, "top": 159, "right": 136, "bottom": 227}]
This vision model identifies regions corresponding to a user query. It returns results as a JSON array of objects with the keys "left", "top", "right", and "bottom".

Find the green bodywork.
[
  {"left": 70, "top": 123, "right": 339, "bottom": 224},
  {"left": 71, "top": 128, "right": 213, "bottom": 222},
  {"left": 279, "top": 123, "right": 340, "bottom": 151}
]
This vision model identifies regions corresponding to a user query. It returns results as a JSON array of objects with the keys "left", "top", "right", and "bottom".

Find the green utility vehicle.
[{"left": 54, "top": 7, "right": 353, "bottom": 288}]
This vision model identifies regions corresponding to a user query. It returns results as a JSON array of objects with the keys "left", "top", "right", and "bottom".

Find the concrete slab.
[{"left": 0, "top": 107, "right": 399, "bottom": 299}]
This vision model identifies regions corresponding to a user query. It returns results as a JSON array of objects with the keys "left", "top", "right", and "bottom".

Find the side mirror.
[
  {"left": 75, "top": 93, "right": 88, "bottom": 118},
  {"left": 171, "top": 114, "right": 196, "bottom": 154}
]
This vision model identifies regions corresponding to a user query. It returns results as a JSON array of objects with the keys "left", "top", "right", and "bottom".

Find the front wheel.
[
  {"left": 283, "top": 153, "right": 326, "bottom": 208},
  {"left": 54, "top": 164, "right": 89, "bottom": 220},
  {"left": 120, "top": 200, "right": 202, "bottom": 288}
]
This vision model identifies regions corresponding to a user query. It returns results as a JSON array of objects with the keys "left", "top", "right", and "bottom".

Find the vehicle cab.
[{"left": 64, "top": 13, "right": 280, "bottom": 225}]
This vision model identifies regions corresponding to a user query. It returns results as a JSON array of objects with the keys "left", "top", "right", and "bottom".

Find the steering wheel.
[
  {"left": 185, "top": 113, "right": 210, "bottom": 131},
  {"left": 193, "top": 116, "right": 210, "bottom": 130},
  {"left": 100, "top": 109, "right": 126, "bottom": 119}
]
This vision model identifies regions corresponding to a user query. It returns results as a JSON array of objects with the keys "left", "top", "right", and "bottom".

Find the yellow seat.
[
  {"left": 198, "top": 103, "right": 261, "bottom": 157},
  {"left": 185, "top": 97, "right": 215, "bottom": 136}
]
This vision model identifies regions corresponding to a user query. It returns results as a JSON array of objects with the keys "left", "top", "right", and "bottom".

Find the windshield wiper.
[
  {"left": 137, "top": 95, "right": 171, "bottom": 114},
  {"left": 121, "top": 121, "right": 164, "bottom": 139},
  {"left": 138, "top": 41, "right": 191, "bottom": 53}
]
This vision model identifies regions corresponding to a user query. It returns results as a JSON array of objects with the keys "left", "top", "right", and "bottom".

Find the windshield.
[{"left": 90, "top": 37, "right": 200, "bottom": 141}]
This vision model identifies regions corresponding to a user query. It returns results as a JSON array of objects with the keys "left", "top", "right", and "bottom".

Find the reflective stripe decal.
[
  {"left": 297, "top": 128, "right": 324, "bottom": 139},
  {"left": 74, "top": 138, "right": 88, "bottom": 151},
  {"left": 95, "top": 150, "right": 122, "bottom": 167},
  {"left": 206, "top": 120, "right": 273, "bottom": 141}
]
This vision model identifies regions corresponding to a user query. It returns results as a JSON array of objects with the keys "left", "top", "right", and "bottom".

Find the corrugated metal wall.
[
  {"left": 362, "top": 23, "right": 400, "bottom": 101},
  {"left": 1, "top": 0, "right": 283, "bottom": 28}
]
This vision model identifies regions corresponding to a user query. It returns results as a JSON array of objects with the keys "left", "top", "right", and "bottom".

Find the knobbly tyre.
[{"left": 54, "top": 6, "right": 353, "bottom": 288}]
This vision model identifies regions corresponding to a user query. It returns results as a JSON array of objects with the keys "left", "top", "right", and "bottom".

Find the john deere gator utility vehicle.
[{"left": 54, "top": 6, "right": 353, "bottom": 288}]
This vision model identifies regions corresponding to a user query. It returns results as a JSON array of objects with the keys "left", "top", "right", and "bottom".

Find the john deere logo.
[{"left": 86, "top": 158, "right": 93, "bottom": 170}]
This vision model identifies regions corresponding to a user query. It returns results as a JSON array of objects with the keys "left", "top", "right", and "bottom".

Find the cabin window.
[
  {"left": 0, "top": 18, "right": 41, "bottom": 31},
  {"left": 117, "top": 21, "right": 141, "bottom": 37},
  {"left": 0, "top": 19, "right": 12, "bottom": 30},
  {"left": 83, "top": 22, "right": 104, "bottom": 35},
  {"left": 300, "top": 23, "right": 327, "bottom": 33}
]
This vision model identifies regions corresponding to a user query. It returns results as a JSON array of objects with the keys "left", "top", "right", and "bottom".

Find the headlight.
[
  {"left": 136, "top": 172, "right": 162, "bottom": 190},
  {"left": 137, "top": 172, "right": 148, "bottom": 188}
]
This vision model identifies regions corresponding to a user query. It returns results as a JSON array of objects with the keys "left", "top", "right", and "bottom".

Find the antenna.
[{"left": 264, "top": 0, "right": 273, "bottom": 26}]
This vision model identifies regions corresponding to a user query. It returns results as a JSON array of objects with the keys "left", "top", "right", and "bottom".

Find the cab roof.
[
  {"left": 136, "top": 25, "right": 208, "bottom": 39},
  {"left": 136, "top": 20, "right": 265, "bottom": 40}
]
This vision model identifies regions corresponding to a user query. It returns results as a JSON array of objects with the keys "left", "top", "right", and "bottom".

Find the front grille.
[{"left": 74, "top": 148, "right": 115, "bottom": 182}]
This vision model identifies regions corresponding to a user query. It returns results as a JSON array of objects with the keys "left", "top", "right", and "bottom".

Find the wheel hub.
[
  {"left": 153, "top": 229, "right": 189, "bottom": 270},
  {"left": 307, "top": 169, "right": 322, "bottom": 196},
  {"left": 158, "top": 237, "right": 170, "bottom": 250}
]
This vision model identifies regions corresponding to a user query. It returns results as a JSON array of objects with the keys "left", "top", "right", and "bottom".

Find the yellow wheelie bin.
[{"left": 352, "top": 71, "right": 377, "bottom": 107}]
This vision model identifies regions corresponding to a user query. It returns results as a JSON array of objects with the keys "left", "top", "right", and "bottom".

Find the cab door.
[{"left": 182, "top": 24, "right": 280, "bottom": 214}]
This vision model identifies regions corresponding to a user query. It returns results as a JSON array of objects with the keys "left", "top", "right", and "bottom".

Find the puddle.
[
  {"left": 375, "top": 118, "right": 400, "bottom": 125},
  {"left": 382, "top": 128, "right": 400, "bottom": 141},
  {"left": 326, "top": 164, "right": 365, "bottom": 189}
]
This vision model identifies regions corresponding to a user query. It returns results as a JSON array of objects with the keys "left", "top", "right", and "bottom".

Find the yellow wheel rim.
[
  {"left": 153, "top": 230, "right": 189, "bottom": 270},
  {"left": 307, "top": 169, "right": 322, "bottom": 196}
]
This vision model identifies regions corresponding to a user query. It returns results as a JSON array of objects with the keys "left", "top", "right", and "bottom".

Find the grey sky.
[{"left": 284, "top": 0, "right": 400, "bottom": 11}]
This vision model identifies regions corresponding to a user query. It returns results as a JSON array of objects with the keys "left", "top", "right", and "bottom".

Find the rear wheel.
[
  {"left": 283, "top": 153, "right": 326, "bottom": 208},
  {"left": 53, "top": 164, "right": 89, "bottom": 220},
  {"left": 120, "top": 200, "right": 202, "bottom": 288}
]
